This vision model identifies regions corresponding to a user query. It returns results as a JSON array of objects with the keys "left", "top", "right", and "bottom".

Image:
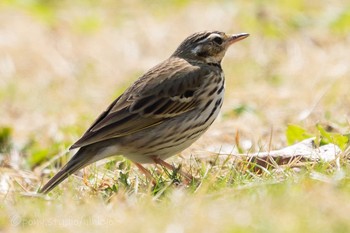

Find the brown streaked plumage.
[{"left": 39, "top": 31, "right": 249, "bottom": 193}]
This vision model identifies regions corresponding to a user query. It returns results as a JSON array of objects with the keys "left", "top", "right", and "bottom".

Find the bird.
[{"left": 39, "top": 30, "right": 249, "bottom": 193}]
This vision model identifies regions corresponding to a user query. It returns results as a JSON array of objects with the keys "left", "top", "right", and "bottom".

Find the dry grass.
[{"left": 1, "top": 0, "right": 350, "bottom": 232}]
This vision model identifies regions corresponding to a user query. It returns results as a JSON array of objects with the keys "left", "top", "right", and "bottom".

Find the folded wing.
[{"left": 70, "top": 58, "right": 211, "bottom": 149}]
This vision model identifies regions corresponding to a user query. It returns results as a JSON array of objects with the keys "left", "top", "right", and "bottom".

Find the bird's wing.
[{"left": 70, "top": 58, "right": 211, "bottom": 149}]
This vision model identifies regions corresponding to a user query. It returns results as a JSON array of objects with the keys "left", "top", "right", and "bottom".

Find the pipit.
[{"left": 39, "top": 31, "right": 249, "bottom": 193}]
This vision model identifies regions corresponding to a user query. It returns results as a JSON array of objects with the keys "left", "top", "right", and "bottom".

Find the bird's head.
[{"left": 172, "top": 31, "right": 249, "bottom": 64}]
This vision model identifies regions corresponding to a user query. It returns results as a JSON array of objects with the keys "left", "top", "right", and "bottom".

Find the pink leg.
[
  {"left": 152, "top": 157, "right": 193, "bottom": 181},
  {"left": 135, "top": 162, "right": 155, "bottom": 183}
]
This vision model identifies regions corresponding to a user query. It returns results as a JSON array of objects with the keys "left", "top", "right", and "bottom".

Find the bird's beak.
[{"left": 227, "top": 33, "right": 249, "bottom": 45}]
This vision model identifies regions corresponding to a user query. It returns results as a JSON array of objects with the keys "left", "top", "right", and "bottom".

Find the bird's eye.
[{"left": 213, "top": 37, "right": 223, "bottom": 45}]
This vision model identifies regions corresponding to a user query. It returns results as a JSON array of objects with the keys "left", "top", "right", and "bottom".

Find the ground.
[{"left": 1, "top": 0, "right": 350, "bottom": 232}]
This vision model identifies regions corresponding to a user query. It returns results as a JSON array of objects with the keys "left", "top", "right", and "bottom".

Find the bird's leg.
[
  {"left": 134, "top": 162, "right": 155, "bottom": 185},
  {"left": 152, "top": 157, "right": 193, "bottom": 182}
]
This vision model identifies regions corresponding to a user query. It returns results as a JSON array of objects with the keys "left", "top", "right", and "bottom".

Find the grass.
[{"left": 1, "top": 0, "right": 350, "bottom": 232}]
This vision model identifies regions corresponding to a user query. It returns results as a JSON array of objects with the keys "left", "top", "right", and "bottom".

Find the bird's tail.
[{"left": 38, "top": 147, "right": 96, "bottom": 194}]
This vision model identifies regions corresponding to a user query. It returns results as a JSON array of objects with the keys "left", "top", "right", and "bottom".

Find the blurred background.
[{"left": 0, "top": 0, "right": 349, "bottom": 170}]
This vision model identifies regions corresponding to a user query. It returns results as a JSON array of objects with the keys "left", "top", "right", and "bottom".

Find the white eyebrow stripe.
[
  {"left": 207, "top": 33, "right": 222, "bottom": 39},
  {"left": 196, "top": 33, "right": 222, "bottom": 44}
]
